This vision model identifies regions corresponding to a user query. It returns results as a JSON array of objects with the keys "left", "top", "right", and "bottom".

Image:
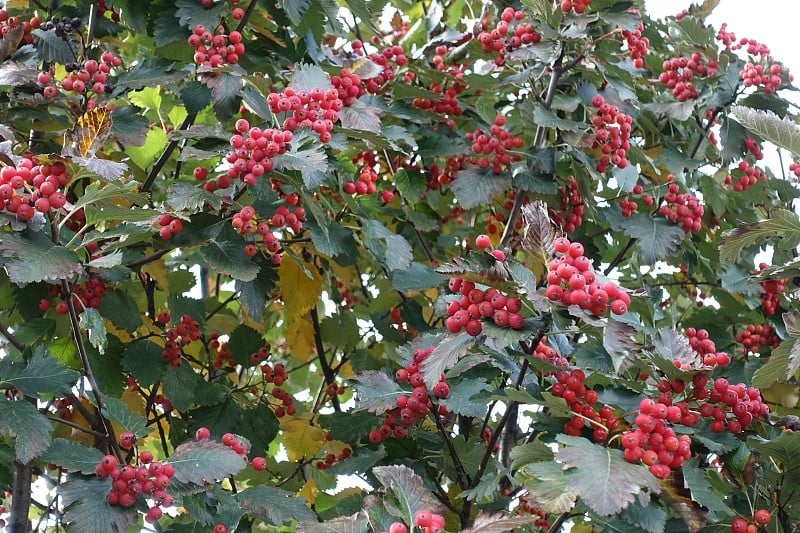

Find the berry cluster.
[
  {"left": 466, "top": 115, "right": 523, "bottom": 174},
  {"left": 40, "top": 277, "right": 109, "bottom": 315},
  {"left": 620, "top": 398, "right": 693, "bottom": 478},
  {"left": 0, "top": 10, "right": 39, "bottom": 46},
  {"left": 736, "top": 324, "right": 780, "bottom": 355},
  {"left": 789, "top": 161, "right": 800, "bottom": 178},
  {"left": 533, "top": 339, "right": 571, "bottom": 369},
  {"left": 545, "top": 237, "right": 629, "bottom": 317},
  {"left": 731, "top": 510, "right": 771, "bottom": 532},
  {"left": 658, "top": 176, "right": 704, "bottom": 233},
  {"left": 330, "top": 67, "right": 366, "bottom": 107},
  {"left": 40, "top": 15, "right": 81, "bottom": 37},
  {"left": 266, "top": 87, "right": 342, "bottom": 143},
  {"left": 368, "top": 347, "right": 447, "bottom": 444},
  {"left": 94, "top": 453, "right": 175, "bottom": 523},
  {"left": 511, "top": 491, "right": 549, "bottom": 527},
  {"left": 473, "top": 234, "right": 507, "bottom": 261},
  {"left": 590, "top": 95, "right": 632, "bottom": 172},
  {"left": 658, "top": 54, "right": 718, "bottom": 101},
  {"left": 726, "top": 161, "right": 766, "bottom": 192},
  {"left": 621, "top": 17, "right": 648, "bottom": 68},
  {"left": 549, "top": 176, "right": 584, "bottom": 232},
  {"left": 95, "top": 0, "right": 121, "bottom": 21},
  {"left": 551, "top": 369, "right": 619, "bottom": 443},
  {"left": 741, "top": 61, "right": 791, "bottom": 93},
  {"left": 477, "top": 8, "right": 541, "bottom": 67},
  {"left": 744, "top": 137, "right": 763, "bottom": 160},
  {"left": 158, "top": 313, "right": 201, "bottom": 367},
  {"left": 208, "top": 334, "right": 235, "bottom": 369},
  {"left": 560, "top": 0, "right": 591, "bottom": 13},
  {"left": 444, "top": 277, "right": 524, "bottom": 336},
  {"left": 155, "top": 214, "right": 183, "bottom": 240},
  {"left": 188, "top": 25, "right": 245, "bottom": 68},
  {"left": 693, "top": 375, "right": 768, "bottom": 433},
  {"left": 683, "top": 327, "right": 731, "bottom": 368},
  {"left": 224, "top": 119, "right": 290, "bottom": 186},
  {"left": 0, "top": 158, "right": 70, "bottom": 222},
  {"left": 619, "top": 184, "right": 654, "bottom": 218},
  {"left": 43, "top": 52, "right": 121, "bottom": 96},
  {"left": 344, "top": 164, "right": 379, "bottom": 196},
  {"left": 757, "top": 263, "right": 785, "bottom": 316},
  {"left": 412, "top": 78, "right": 466, "bottom": 123},
  {"left": 415, "top": 510, "right": 445, "bottom": 533},
  {"left": 362, "top": 44, "right": 408, "bottom": 93}
]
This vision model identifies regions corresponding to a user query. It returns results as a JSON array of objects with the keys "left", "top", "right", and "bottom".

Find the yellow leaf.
[
  {"left": 762, "top": 383, "right": 800, "bottom": 408},
  {"left": 141, "top": 250, "right": 169, "bottom": 291},
  {"left": 338, "top": 360, "right": 354, "bottom": 379},
  {"left": 285, "top": 317, "right": 316, "bottom": 362},
  {"left": 281, "top": 416, "right": 326, "bottom": 461},
  {"left": 63, "top": 107, "right": 112, "bottom": 157},
  {"left": 277, "top": 255, "right": 323, "bottom": 321},
  {"left": 298, "top": 478, "right": 317, "bottom": 505}
]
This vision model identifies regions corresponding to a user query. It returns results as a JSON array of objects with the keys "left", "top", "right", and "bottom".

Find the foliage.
[{"left": 0, "top": 0, "right": 800, "bottom": 532}]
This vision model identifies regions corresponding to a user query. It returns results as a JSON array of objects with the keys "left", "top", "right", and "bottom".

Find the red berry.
[
  {"left": 252, "top": 456, "right": 267, "bottom": 471},
  {"left": 475, "top": 234, "right": 491, "bottom": 249},
  {"left": 753, "top": 509, "right": 770, "bottom": 526},
  {"left": 196, "top": 427, "right": 211, "bottom": 440}
]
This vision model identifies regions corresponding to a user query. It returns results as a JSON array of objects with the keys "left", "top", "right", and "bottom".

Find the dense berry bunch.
[
  {"left": 223, "top": 119, "right": 291, "bottom": 187},
  {"left": 259, "top": 361, "right": 287, "bottom": 387},
  {"left": 731, "top": 511, "right": 771, "bottom": 532},
  {"left": 590, "top": 95, "right": 632, "bottom": 172},
  {"left": 560, "top": 0, "right": 591, "bottom": 14},
  {"left": 0, "top": 158, "right": 70, "bottom": 222},
  {"left": 188, "top": 24, "right": 245, "bottom": 67},
  {"left": 741, "top": 61, "right": 791, "bottom": 93},
  {"left": 545, "top": 237, "right": 629, "bottom": 317},
  {"left": 415, "top": 510, "right": 445, "bottom": 533},
  {"left": 683, "top": 327, "right": 731, "bottom": 368},
  {"left": 658, "top": 176, "right": 704, "bottom": 233},
  {"left": 533, "top": 340, "right": 571, "bottom": 369},
  {"left": 549, "top": 176, "right": 583, "bottom": 232},
  {"left": 692, "top": 375, "right": 768, "bottom": 433},
  {"left": 208, "top": 335, "right": 234, "bottom": 369},
  {"left": 466, "top": 115, "right": 523, "bottom": 174},
  {"left": 46, "top": 52, "right": 120, "bottom": 96},
  {"left": 158, "top": 313, "right": 201, "bottom": 367},
  {"left": 444, "top": 277, "right": 524, "bottom": 336},
  {"left": 477, "top": 8, "right": 540, "bottom": 66},
  {"left": 550, "top": 369, "right": 619, "bottom": 443},
  {"left": 736, "top": 324, "right": 780, "bottom": 355},
  {"left": 348, "top": 40, "right": 407, "bottom": 93},
  {"left": 344, "top": 164, "right": 379, "bottom": 195},
  {"left": 267, "top": 87, "right": 342, "bottom": 143},
  {"left": 621, "top": 18, "right": 648, "bottom": 68},
  {"left": 757, "top": 263, "right": 785, "bottom": 316},
  {"left": 0, "top": 10, "right": 40, "bottom": 46},
  {"left": 744, "top": 137, "right": 763, "bottom": 160},
  {"left": 42, "top": 277, "right": 109, "bottom": 316},
  {"left": 658, "top": 53, "right": 717, "bottom": 101},
  {"left": 369, "top": 346, "right": 447, "bottom": 444},
  {"left": 155, "top": 214, "right": 184, "bottom": 240},
  {"left": 618, "top": 184, "right": 654, "bottom": 218},
  {"left": 726, "top": 161, "right": 766, "bottom": 192},
  {"left": 412, "top": 78, "right": 466, "bottom": 123},
  {"left": 94, "top": 453, "right": 175, "bottom": 523},
  {"left": 228, "top": 203, "right": 301, "bottom": 263},
  {"left": 620, "top": 398, "right": 693, "bottom": 478},
  {"left": 314, "top": 444, "right": 352, "bottom": 470},
  {"left": 330, "top": 67, "right": 365, "bottom": 106}
]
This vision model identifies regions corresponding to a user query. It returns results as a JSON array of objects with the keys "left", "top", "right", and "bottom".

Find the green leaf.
[
  {"left": 101, "top": 396, "right": 153, "bottom": 438},
  {"left": 99, "top": 290, "right": 143, "bottom": 332},
  {"left": 126, "top": 127, "right": 167, "bottom": 168},
  {"left": 442, "top": 378, "right": 492, "bottom": 417},
  {"left": 114, "top": 58, "right": 188, "bottom": 91},
  {"left": 308, "top": 214, "right": 355, "bottom": 258},
  {"left": 523, "top": 461, "right": 579, "bottom": 513},
  {"left": 732, "top": 105, "right": 800, "bottom": 158},
  {"left": 362, "top": 219, "right": 413, "bottom": 271},
  {"left": 619, "top": 499, "right": 667, "bottom": 533},
  {"left": 680, "top": 457, "right": 735, "bottom": 520},
  {"left": 391, "top": 262, "right": 446, "bottom": 292},
  {"left": 163, "top": 364, "right": 205, "bottom": 411},
  {"left": 122, "top": 341, "right": 166, "bottom": 388},
  {"left": 238, "top": 485, "right": 317, "bottom": 525},
  {"left": 167, "top": 182, "right": 224, "bottom": 212},
  {"left": 394, "top": 168, "right": 427, "bottom": 203},
  {"left": 372, "top": 465, "right": 447, "bottom": 524},
  {"left": 226, "top": 324, "right": 265, "bottom": 367},
  {"left": 0, "top": 352, "right": 78, "bottom": 396},
  {"left": 338, "top": 99, "right": 382, "bottom": 133},
  {"left": 61, "top": 476, "right": 137, "bottom": 533},
  {"left": 750, "top": 432, "right": 800, "bottom": 471},
  {"left": 533, "top": 105, "right": 585, "bottom": 131},
  {"left": 0, "top": 398, "right": 52, "bottom": 462},
  {"left": 175, "top": 0, "right": 227, "bottom": 30},
  {"left": 79, "top": 308, "right": 107, "bottom": 355},
  {"left": 41, "top": 439, "right": 105, "bottom": 475},
  {"left": 168, "top": 439, "right": 247, "bottom": 484},
  {"left": 205, "top": 71, "right": 243, "bottom": 120},
  {"left": 509, "top": 440, "right": 554, "bottom": 470},
  {"left": 720, "top": 209, "right": 800, "bottom": 263},
  {"left": 110, "top": 107, "right": 150, "bottom": 146},
  {"left": 201, "top": 239, "right": 260, "bottom": 282},
  {"left": 719, "top": 264, "right": 761, "bottom": 296},
  {"left": 352, "top": 370, "right": 404, "bottom": 414},
  {"left": 32, "top": 29, "right": 75, "bottom": 64},
  {"left": 622, "top": 213, "right": 686, "bottom": 264},
  {"left": 181, "top": 80, "right": 214, "bottom": 115},
  {"left": 555, "top": 435, "right": 661, "bottom": 516},
  {"left": 419, "top": 333, "right": 476, "bottom": 388},
  {"left": 0, "top": 230, "right": 83, "bottom": 285},
  {"left": 297, "top": 513, "right": 370, "bottom": 533},
  {"left": 274, "top": 131, "right": 329, "bottom": 188},
  {"left": 290, "top": 63, "right": 332, "bottom": 91},
  {"left": 452, "top": 167, "right": 511, "bottom": 209}
]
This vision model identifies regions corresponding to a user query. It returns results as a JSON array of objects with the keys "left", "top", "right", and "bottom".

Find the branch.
[
  {"left": 125, "top": 248, "right": 171, "bottom": 269},
  {"left": 0, "top": 319, "right": 25, "bottom": 352},
  {"left": 309, "top": 307, "right": 340, "bottom": 411},
  {"left": 9, "top": 458, "right": 32, "bottom": 533},
  {"left": 430, "top": 404, "right": 470, "bottom": 488},
  {"left": 603, "top": 236, "right": 636, "bottom": 276}
]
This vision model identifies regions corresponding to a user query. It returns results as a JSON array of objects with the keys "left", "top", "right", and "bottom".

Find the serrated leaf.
[
  {"left": 619, "top": 499, "right": 668, "bottom": 533},
  {"left": 0, "top": 398, "right": 51, "bottom": 462},
  {"left": 290, "top": 63, "right": 332, "bottom": 91},
  {"left": 680, "top": 457, "right": 734, "bottom": 520},
  {"left": 181, "top": 80, "right": 213, "bottom": 114},
  {"left": 391, "top": 262, "right": 447, "bottom": 292},
  {"left": 175, "top": 0, "right": 227, "bottom": 30},
  {"left": 297, "top": 512, "right": 370, "bottom": 533},
  {"left": 352, "top": 370, "right": 404, "bottom": 414},
  {"left": 162, "top": 364, "right": 204, "bottom": 411},
  {"left": 101, "top": 396, "right": 152, "bottom": 438},
  {"left": 750, "top": 431, "right": 800, "bottom": 471},
  {"left": 32, "top": 28, "right": 75, "bottom": 64},
  {"left": 277, "top": 255, "right": 323, "bottom": 321},
  {"left": 201, "top": 239, "right": 260, "bottom": 282},
  {"left": 394, "top": 168, "right": 427, "bottom": 203},
  {"left": 752, "top": 339, "right": 795, "bottom": 388},
  {"left": 372, "top": 465, "right": 447, "bottom": 524},
  {"left": 122, "top": 341, "right": 165, "bottom": 388},
  {"left": 603, "top": 319, "right": 639, "bottom": 374},
  {"left": 509, "top": 440, "right": 554, "bottom": 470},
  {"left": 555, "top": 435, "right": 660, "bottom": 515},
  {"left": 79, "top": 308, "right": 107, "bottom": 354},
  {"left": 362, "top": 219, "right": 413, "bottom": 272},
  {"left": 0, "top": 352, "right": 78, "bottom": 396},
  {"left": 167, "top": 182, "right": 224, "bottom": 212},
  {"left": 462, "top": 512, "right": 544, "bottom": 533},
  {"left": 523, "top": 461, "right": 578, "bottom": 513},
  {"left": 41, "top": 439, "right": 105, "bottom": 475},
  {"left": 226, "top": 324, "right": 265, "bottom": 367},
  {"left": 168, "top": 439, "right": 246, "bottom": 484},
  {"left": 419, "top": 333, "right": 476, "bottom": 388},
  {"left": 452, "top": 167, "right": 511, "bottom": 209},
  {"left": 720, "top": 264, "right": 761, "bottom": 296},
  {"left": 274, "top": 132, "right": 329, "bottom": 188},
  {"left": 442, "top": 378, "right": 492, "bottom": 417},
  {"left": 653, "top": 328, "right": 703, "bottom": 371},
  {"left": 282, "top": 417, "right": 326, "bottom": 461},
  {"left": 114, "top": 58, "right": 187, "bottom": 91},
  {"left": 99, "top": 290, "right": 143, "bottom": 332},
  {"left": 623, "top": 213, "right": 686, "bottom": 264},
  {"left": 61, "top": 476, "right": 137, "bottom": 533},
  {"left": 238, "top": 485, "right": 317, "bottom": 525},
  {"left": 732, "top": 105, "right": 800, "bottom": 158},
  {"left": 338, "top": 99, "right": 382, "bottom": 133},
  {"left": 533, "top": 105, "right": 585, "bottom": 131},
  {"left": 521, "top": 201, "right": 557, "bottom": 268},
  {"left": 0, "top": 230, "right": 83, "bottom": 284},
  {"left": 308, "top": 211, "right": 355, "bottom": 258},
  {"left": 784, "top": 310, "right": 800, "bottom": 337},
  {"left": 204, "top": 71, "right": 243, "bottom": 119},
  {"left": 720, "top": 209, "right": 800, "bottom": 263}
]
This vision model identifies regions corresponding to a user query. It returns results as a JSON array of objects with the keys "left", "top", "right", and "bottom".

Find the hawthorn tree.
[{"left": 2, "top": 0, "right": 800, "bottom": 531}]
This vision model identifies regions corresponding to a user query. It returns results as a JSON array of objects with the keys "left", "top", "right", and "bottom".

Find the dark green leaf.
[
  {"left": 61, "top": 476, "right": 137, "bottom": 533},
  {"left": 0, "top": 398, "right": 52, "bottom": 462},
  {"left": 32, "top": 29, "right": 75, "bottom": 64},
  {"left": 0, "top": 230, "right": 84, "bottom": 285},
  {"left": 238, "top": 485, "right": 317, "bottom": 525},
  {"left": 163, "top": 364, "right": 206, "bottom": 411},
  {"left": 680, "top": 457, "right": 734, "bottom": 520},
  {"left": 168, "top": 182, "right": 225, "bottom": 212},
  {"left": 181, "top": 80, "right": 214, "bottom": 114},
  {"left": 352, "top": 370, "right": 404, "bottom": 414},
  {"left": 442, "top": 378, "right": 492, "bottom": 417},
  {"left": 290, "top": 63, "right": 332, "bottom": 91},
  {"left": 168, "top": 439, "right": 247, "bottom": 484},
  {"left": 101, "top": 396, "right": 153, "bottom": 438},
  {"left": 372, "top": 465, "right": 447, "bottom": 524},
  {"left": 452, "top": 167, "right": 511, "bottom": 210},
  {"left": 175, "top": 0, "right": 227, "bottom": 30},
  {"left": 622, "top": 213, "right": 686, "bottom": 264},
  {"left": 533, "top": 105, "right": 585, "bottom": 131},
  {"left": 394, "top": 168, "right": 427, "bottom": 203},
  {"left": 205, "top": 71, "right": 243, "bottom": 120},
  {"left": 274, "top": 131, "right": 329, "bottom": 188},
  {"left": 226, "top": 324, "right": 265, "bottom": 367},
  {"left": 115, "top": 58, "right": 188, "bottom": 91},
  {"left": 41, "top": 439, "right": 105, "bottom": 475},
  {"left": 420, "top": 333, "right": 476, "bottom": 388},
  {"left": 201, "top": 239, "right": 260, "bottom": 282},
  {"left": 110, "top": 107, "right": 150, "bottom": 147},
  {"left": 99, "top": 290, "right": 143, "bottom": 332},
  {"left": 0, "top": 352, "right": 78, "bottom": 396},
  {"left": 122, "top": 341, "right": 166, "bottom": 388},
  {"left": 362, "top": 219, "right": 413, "bottom": 271},
  {"left": 391, "top": 262, "right": 447, "bottom": 292},
  {"left": 750, "top": 429, "right": 800, "bottom": 471}
]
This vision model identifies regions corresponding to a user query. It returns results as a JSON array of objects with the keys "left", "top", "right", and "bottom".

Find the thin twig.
[
  {"left": 430, "top": 404, "right": 470, "bottom": 488},
  {"left": 125, "top": 248, "right": 171, "bottom": 269},
  {"left": 0, "top": 320, "right": 25, "bottom": 352},
  {"left": 310, "top": 307, "right": 340, "bottom": 411}
]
